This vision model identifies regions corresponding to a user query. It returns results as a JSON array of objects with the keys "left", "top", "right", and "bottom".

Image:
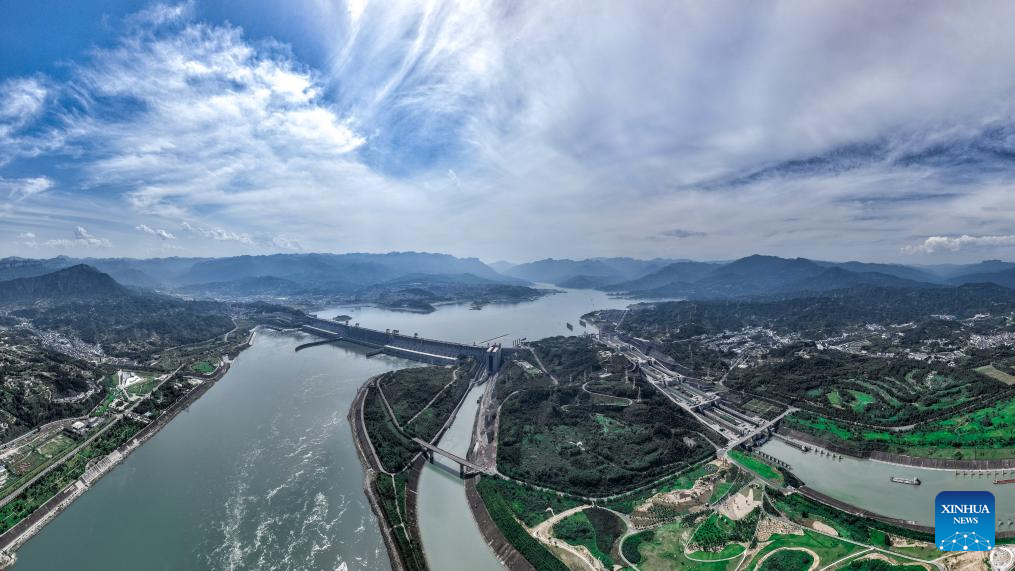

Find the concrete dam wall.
[{"left": 301, "top": 319, "right": 515, "bottom": 371}]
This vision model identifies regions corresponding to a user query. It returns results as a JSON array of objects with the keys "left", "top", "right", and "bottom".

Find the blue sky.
[{"left": 2, "top": 1, "right": 1014, "bottom": 263}]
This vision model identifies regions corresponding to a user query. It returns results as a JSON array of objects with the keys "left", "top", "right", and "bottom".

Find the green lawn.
[
  {"left": 190, "top": 360, "right": 217, "bottom": 374},
  {"left": 634, "top": 520, "right": 741, "bottom": 571},
  {"left": 688, "top": 543, "right": 745, "bottom": 560},
  {"left": 746, "top": 531, "right": 864, "bottom": 571},
  {"left": 976, "top": 364, "right": 1015, "bottom": 385},
  {"left": 847, "top": 390, "right": 875, "bottom": 412},
  {"left": 728, "top": 450, "right": 784, "bottom": 485},
  {"left": 827, "top": 391, "right": 842, "bottom": 406}
]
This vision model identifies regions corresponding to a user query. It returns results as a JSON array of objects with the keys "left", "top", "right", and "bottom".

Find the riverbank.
[
  {"left": 0, "top": 328, "right": 256, "bottom": 560},
  {"left": 780, "top": 426, "right": 1015, "bottom": 470},
  {"left": 349, "top": 362, "right": 495, "bottom": 571},
  {"left": 347, "top": 378, "right": 418, "bottom": 571}
]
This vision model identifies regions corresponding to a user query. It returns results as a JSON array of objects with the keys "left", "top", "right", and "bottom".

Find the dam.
[{"left": 301, "top": 318, "right": 516, "bottom": 372}]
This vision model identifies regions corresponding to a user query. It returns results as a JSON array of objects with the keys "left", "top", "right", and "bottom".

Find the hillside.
[{"left": 0, "top": 265, "right": 128, "bottom": 306}]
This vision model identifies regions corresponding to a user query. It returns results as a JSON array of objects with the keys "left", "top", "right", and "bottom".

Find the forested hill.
[
  {"left": 0, "top": 264, "right": 127, "bottom": 306},
  {"left": 617, "top": 283, "right": 1015, "bottom": 338},
  {"left": 1, "top": 266, "right": 235, "bottom": 358}
]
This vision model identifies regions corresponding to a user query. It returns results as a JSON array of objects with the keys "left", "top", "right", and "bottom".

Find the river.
[
  {"left": 13, "top": 287, "right": 629, "bottom": 570},
  {"left": 760, "top": 439, "right": 1015, "bottom": 528},
  {"left": 17, "top": 284, "right": 1000, "bottom": 570}
]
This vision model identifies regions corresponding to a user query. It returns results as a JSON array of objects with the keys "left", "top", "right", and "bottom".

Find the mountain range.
[
  {"left": 502, "top": 254, "right": 1015, "bottom": 299},
  {"left": 3, "top": 252, "right": 1014, "bottom": 304}
]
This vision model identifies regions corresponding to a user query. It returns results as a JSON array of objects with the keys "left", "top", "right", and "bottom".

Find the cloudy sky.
[{"left": 2, "top": 1, "right": 1014, "bottom": 263}]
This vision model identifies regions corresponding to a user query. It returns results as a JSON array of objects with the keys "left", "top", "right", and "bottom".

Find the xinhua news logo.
[{"left": 935, "top": 491, "right": 995, "bottom": 552}]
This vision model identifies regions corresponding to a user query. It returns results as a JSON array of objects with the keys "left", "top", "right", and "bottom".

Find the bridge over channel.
[
  {"left": 301, "top": 319, "right": 515, "bottom": 372},
  {"left": 413, "top": 437, "right": 491, "bottom": 478}
]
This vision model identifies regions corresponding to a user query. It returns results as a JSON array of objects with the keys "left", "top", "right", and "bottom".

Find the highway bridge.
[
  {"left": 413, "top": 437, "right": 491, "bottom": 478},
  {"left": 301, "top": 319, "right": 515, "bottom": 372}
]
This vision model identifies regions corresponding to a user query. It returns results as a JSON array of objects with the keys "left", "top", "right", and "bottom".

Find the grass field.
[
  {"left": 125, "top": 376, "right": 159, "bottom": 397},
  {"left": 688, "top": 543, "right": 745, "bottom": 560},
  {"left": 745, "top": 531, "right": 864, "bottom": 571},
  {"left": 976, "top": 364, "right": 1015, "bottom": 385},
  {"left": 190, "top": 360, "right": 217, "bottom": 374},
  {"left": 633, "top": 520, "right": 741, "bottom": 571},
  {"left": 728, "top": 450, "right": 784, "bottom": 486}
]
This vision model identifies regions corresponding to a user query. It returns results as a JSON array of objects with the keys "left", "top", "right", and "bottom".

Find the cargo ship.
[
  {"left": 994, "top": 478, "right": 1015, "bottom": 485},
  {"left": 890, "top": 476, "right": 921, "bottom": 485}
]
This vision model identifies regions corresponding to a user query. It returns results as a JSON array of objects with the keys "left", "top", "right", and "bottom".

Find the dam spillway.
[{"left": 301, "top": 318, "right": 515, "bottom": 372}]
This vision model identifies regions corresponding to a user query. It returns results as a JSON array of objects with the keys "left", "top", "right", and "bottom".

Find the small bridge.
[{"left": 413, "top": 438, "right": 491, "bottom": 478}]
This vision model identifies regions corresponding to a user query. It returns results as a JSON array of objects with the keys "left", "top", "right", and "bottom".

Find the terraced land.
[
  {"left": 785, "top": 394, "right": 1015, "bottom": 459},
  {"left": 733, "top": 350, "right": 1007, "bottom": 428}
]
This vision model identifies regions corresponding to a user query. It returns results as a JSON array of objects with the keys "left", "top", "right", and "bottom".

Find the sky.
[{"left": 1, "top": 1, "right": 1014, "bottom": 264}]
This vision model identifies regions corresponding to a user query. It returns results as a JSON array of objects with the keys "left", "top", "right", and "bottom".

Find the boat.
[
  {"left": 890, "top": 476, "right": 921, "bottom": 485},
  {"left": 994, "top": 478, "right": 1015, "bottom": 485}
]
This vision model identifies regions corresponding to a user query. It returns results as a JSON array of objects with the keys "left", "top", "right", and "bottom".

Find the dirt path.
[{"left": 529, "top": 505, "right": 603, "bottom": 571}]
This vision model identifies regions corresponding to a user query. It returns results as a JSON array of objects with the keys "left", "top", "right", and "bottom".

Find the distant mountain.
[
  {"left": 489, "top": 260, "right": 516, "bottom": 273},
  {"left": 822, "top": 261, "right": 940, "bottom": 283},
  {"left": 0, "top": 265, "right": 128, "bottom": 306},
  {"left": 788, "top": 267, "right": 939, "bottom": 292},
  {"left": 556, "top": 275, "right": 627, "bottom": 289},
  {"left": 381, "top": 273, "right": 499, "bottom": 286},
  {"left": 504, "top": 257, "right": 669, "bottom": 286},
  {"left": 922, "top": 259, "right": 1015, "bottom": 279},
  {"left": 178, "top": 252, "right": 513, "bottom": 287},
  {"left": 689, "top": 255, "right": 827, "bottom": 297},
  {"left": 949, "top": 267, "right": 1015, "bottom": 288},
  {"left": 604, "top": 261, "right": 721, "bottom": 292},
  {"left": 621, "top": 255, "right": 945, "bottom": 299},
  {"left": 179, "top": 276, "right": 307, "bottom": 297},
  {"left": 0, "top": 257, "right": 73, "bottom": 281}
]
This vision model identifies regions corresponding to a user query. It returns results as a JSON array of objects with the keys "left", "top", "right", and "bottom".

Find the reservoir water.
[{"left": 14, "top": 287, "right": 629, "bottom": 570}]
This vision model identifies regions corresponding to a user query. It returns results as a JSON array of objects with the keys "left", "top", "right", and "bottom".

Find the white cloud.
[
  {"left": 135, "top": 224, "right": 177, "bottom": 240},
  {"left": 181, "top": 222, "right": 253, "bottom": 244},
  {"left": 903, "top": 235, "right": 1015, "bottom": 255},
  {"left": 271, "top": 235, "right": 303, "bottom": 251},
  {"left": 15, "top": 232, "right": 38, "bottom": 248},
  {"left": 42, "top": 226, "right": 112, "bottom": 249},
  {"left": 1, "top": 176, "right": 53, "bottom": 200},
  {"left": 3, "top": 3, "right": 1015, "bottom": 261},
  {"left": 128, "top": 1, "right": 194, "bottom": 26}
]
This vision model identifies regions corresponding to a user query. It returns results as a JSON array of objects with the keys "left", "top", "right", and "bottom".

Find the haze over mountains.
[
  {"left": 3, "top": 252, "right": 1015, "bottom": 308},
  {"left": 500, "top": 254, "right": 1015, "bottom": 299}
]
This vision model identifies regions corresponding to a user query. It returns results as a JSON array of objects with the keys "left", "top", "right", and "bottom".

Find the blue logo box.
[{"left": 936, "top": 491, "right": 995, "bottom": 552}]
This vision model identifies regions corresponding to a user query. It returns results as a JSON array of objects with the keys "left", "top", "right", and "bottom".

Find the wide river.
[
  {"left": 13, "top": 287, "right": 628, "bottom": 570},
  {"left": 15, "top": 287, "right": 1013, "bottom": 569}
]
